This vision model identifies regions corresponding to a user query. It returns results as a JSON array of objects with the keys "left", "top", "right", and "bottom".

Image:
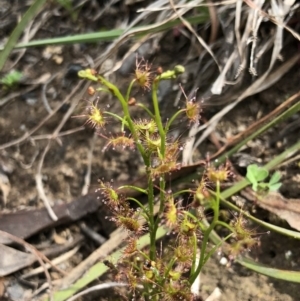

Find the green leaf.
[
  {"left": 269, "top": 182, "right": 282, "bottom": 192},
  {"left": 255, "top": 168, "right": 269, "bottom": 182},
  {"left": 269, "top": 171, "right": 281, "bottom": 185},
  {"left": 237, "top": 257, "right": 300, "bottom": 283},
  {"left": 246, "top": 164, "right": 259, "bottom": 184},
  {"left": 246, "top": 164, "right": 269, "bottom": 185}
]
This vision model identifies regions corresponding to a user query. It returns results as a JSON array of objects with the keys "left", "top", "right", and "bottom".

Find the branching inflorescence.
[{"left": 78, "top": 58, "right": 258, "bottom": 300}]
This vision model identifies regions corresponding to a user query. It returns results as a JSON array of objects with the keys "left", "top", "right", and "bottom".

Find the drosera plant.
[{"left": 77, "top": 59, "right": 260, "bottom": 300}]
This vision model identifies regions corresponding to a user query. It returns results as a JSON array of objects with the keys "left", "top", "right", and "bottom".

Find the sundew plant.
[{"left": 78, "top": 59, "right": 258, "bottom": 300}]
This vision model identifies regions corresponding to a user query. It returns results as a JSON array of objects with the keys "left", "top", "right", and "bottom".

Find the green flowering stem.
[
  {"left": 189, "top": 180, "right": 221, "bottom": 284},
  {"left": 203, "top": 233, "right": 233, "bottom": 266},
  {"left": 184, "top": 211, "right": 206, "bottom": 232},
  {"left": 125, "top": 197, "right": 150, "bottom": 219},
  {"left": 157, "top": 65, "right": 185, "bottom": 80},
  {"left": 118, "top": 185, "right": 148, "bottom": 195},
  {"left": 78, "top": 69, "right": 149, "bottom": 164},
  {"left": 151, "top": 66, "right": 185, "bottom": 156},
  {"left": 138, "top": 250, "right": 151, "bottom": 261},
  {"left": 152, "top": 78, "right": 166, "bottom": 156},
  {"left": 99, "top": 74, "right": 149, "bottom": 165},
  {"left": 78, "top": 69, "right": 98, "bottom": 82},
  {"left": 165, "top": 109, "right": 186, "bottom": 133},
  {"left": 163, "top": 256, "right": 178, "bottom": 282},
  {"left": 173, "top": 189, "right": 193, "bottom": 197},
  {"left": 216, "top": 220, "right": 235, "bottom": 233},
  {"left": 153, "top": 176, "right": 166, "bottom": 243},
  {"left": 104, "top": 111, "right": 127, "bottom": 125},
  {"left": 95, "top": 87, "right": 110, "bottom": 93},
  {"left": 147, "top": 171, "right": 156, "bottom": 260},
  {"left": 136, "top": 103, "right": 155, "bottom": 119},
  {"left": 126, "top": 79, "right": 136, "bottom": 102}
]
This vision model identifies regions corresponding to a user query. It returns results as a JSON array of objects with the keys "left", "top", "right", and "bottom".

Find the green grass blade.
[
  {"left": 218, "top": 100, "right": 300, "bottom": 164},
  {"left": 0, "top": 0, "right": 47, "bottom": 71},
  {"left": 10, "top": 14, "right": 209, "bottom": 49},
  {"left": 236, "top": 257, "right": 300, "bottom": 283},
  {"left": 47, "top": 226, "right": 168, "bottom": 301}
]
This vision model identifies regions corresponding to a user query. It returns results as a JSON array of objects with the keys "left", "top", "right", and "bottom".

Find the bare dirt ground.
[{"left": 0, "top": 1, "right": 299, "bottom": 301}]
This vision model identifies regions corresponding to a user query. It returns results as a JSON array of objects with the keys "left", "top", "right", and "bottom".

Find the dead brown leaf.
[
  {"left": 257, "top": 192, "right": 300, "bottom": 231},
  {"left": 0, "top": 244, "right": 35, "bottom": 276}
]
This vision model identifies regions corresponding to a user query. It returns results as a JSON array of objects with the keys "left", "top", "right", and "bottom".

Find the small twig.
[
  {"left": 81, "top": 132, "right": 97, "bottom": 195},
  {"left": 79, "top": 222, "right": 107, "bottom": 245},
  {"left": 92, "top": 0, "right": 120, "bottom": 21},
  {"left": 248, "top": 11, "right": 263, "bottom": 76},
  {"left": 17, "top": 138, "right": 40, "bottom": 169},
  {"left": 9, "top": 11, "right": 52, "bottom": 70},
  {"left": 0, "top": 85, "right": 37, "bottom": 107},
  {"left": 94, "top": 0, "right": 192, "bottom": 68},
  {"left": 35, "top": 78, "right": 90, "bottom": 220},
  {"left": 137, "top": 0, "right": 237, "bottom": 12},
  {"left": 210, "top": 91, "right": 300, "bottom": 159},
  {"left": 0, "top": 80, "right": 85, "bottom": 150},
  {"left": 83, "top": 54, "right": 95, "bottom": 68},
  {"left": 207, "top": 0, "right": 219, "bottom": 45},
  {"left": 22, "top": 245, "right": 80, "bottom": 279},
  {"left": 169, "top": 0, "right": 221, "bottom": 73},
  {"left": 35, "top": 142, "right": 58, "bottom": 221},
  {"left": 31, "top": 127, "right": 85, "bottom": 141},
  {"left": 107, "top": 33, "right": 153, "bottom": 76},
  {"left": 41, "top": 72, "right": 59, "bottom": 114},
  {"left": 0, "top": 230, "right": 66, "bottom": 301},
  {"left": 243, "top": 0, "right": 300, "bottom": 41}
]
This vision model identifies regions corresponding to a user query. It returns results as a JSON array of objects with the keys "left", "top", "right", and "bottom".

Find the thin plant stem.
[
  {"left": 147, "top": 171, "right": 156, "bottom": 260},
  {"left": 189, "top": 180, "right": 220, "bottom": 284},
  {"left": 125, "top": 197, "right": 150, "bottom": 219},
  {"left": 137, "top": 103, "right": 155, "bottom": 119},
  {"left": 126, "top": 79, "right": 136, "bottom": 102},
  {"left": 165, "top": 109, "right": 185, "bottom": 132},
  {"left": 152, "top": 79, "right": 166, "bottom": 156},
  {"left": 104, "top": 111, "right": 127, "bottom": 124},
  {"left": 99, "top": 75, "right": 149, "bottom": 165},
  {"left": 216, "top": 220, "right": 235, "bottom": 232}
]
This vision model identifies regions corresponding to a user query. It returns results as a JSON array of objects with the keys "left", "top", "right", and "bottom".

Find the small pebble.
[{"left": 220, "top": 257, "right": 228, "bottom": 265}]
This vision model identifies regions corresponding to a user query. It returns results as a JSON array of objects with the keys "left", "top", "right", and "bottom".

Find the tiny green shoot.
[
  {"left": 246, "top": 164, "right": 282, "bottom": 192},
  {"left": 0, "top": 70, "right": 23, "bottom": 88}
]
